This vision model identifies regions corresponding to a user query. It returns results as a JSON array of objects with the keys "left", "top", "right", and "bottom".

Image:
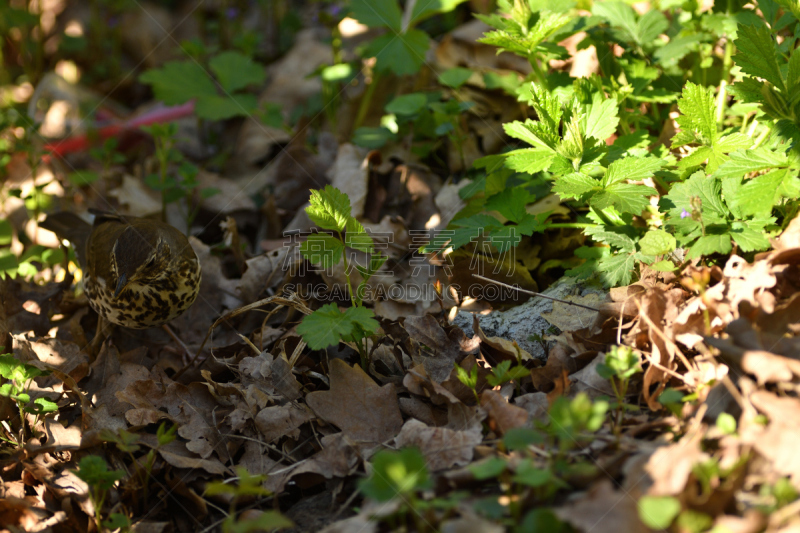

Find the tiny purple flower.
[
  {"left": 680, "top": 209, "right": 690, "bottom": 219},
  {"left": 226, "top": 7, "right": 239, "bottom": 20},
  {"left": 327, "top": 3, "right": 342, "bottom": 17},
  {"left": 108, "top": 16, "right": 119, "bottom": 28}
]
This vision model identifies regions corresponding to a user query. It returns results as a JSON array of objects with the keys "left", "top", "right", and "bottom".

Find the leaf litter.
[{"left": 2, "top": 5, "right": 800, "bottom": 533}]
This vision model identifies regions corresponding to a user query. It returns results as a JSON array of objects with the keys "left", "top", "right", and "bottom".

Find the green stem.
[
  {"left": 590, "top": 206, "right": 619, "bottom": 227},
  {"left": 546, "top": 222, "right": 599, "bottom": 229},
  {"left": 353, "top": 71, "right": 381, "bottom": 131},
  {"left": 528, "top": 55, "right": 548, "bottom": 90}
]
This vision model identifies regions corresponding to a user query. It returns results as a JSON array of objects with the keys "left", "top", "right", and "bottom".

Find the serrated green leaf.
[
  {"left": 140, "top": 61, "right": 217, "bottom": 105},
  {"left": 297, "top": 304, "right": 353, "bottom": 350},
  {"left": 503, "top": 120, "right": 555, "bottom": 150},
  {"left": 341, "top": 306, "right": 379, "bottom": 342},
  {"left": 438, "top": 67, "right": 473, "bottom": 88},
  {"left": 730, "top": 225, "right": 771, "bottom": 252},
  {"left": 636, "top": 10, "right": 669, "bottom": 45},
  {"left": 592, "top": 183, "right": 656, "bottom": 215},
  {"left": 583, "top": 93, "right": 619, "bottom": 141},
  {"left": 209, "top": 51, "right": 266, "bottom": 93},
  {"left": 639, "top": 229, "right": 676, "bottom": 256},
  {"left": 195, "top": 93, "right": 258, "bottom": 120},
  {"left": 367, "top": 30, "right": 430, "bottom": 76},
  {"left": 651, "top": 259, "right": 678, "bottom": 272},
  {"left": 603, "top": 156, "right": 664, "bottom": 188},
  {"left": 598, "top": 252, "right": 637, "bottom": 286},
  {"left": 663, "top": 172, "right": 729, "bottom": 223},
  {"left": 306, "top": 185, "right": 352, "bottom": 231},
  {"left": 345, "top": 218, "right": 374, "bottom": 253},
  {"left": 586, "top": 228, "right": 636, "bottom": 252},
  {"left": 350, "top": 0, "right": 402, "bottom": 31},
  {"left": 654, "top": 34, "right": 704, "bottom": 65},
  {"left": 300, "top": 233, "right": 344, "bottom": 269},
  {"left": 713, "top": 148, "right": 788, "bottom": 179},
  {"left": 688, "top": 233, "right": 732, "bottom": 258},
  {"left": 593, "top": 2, "right": 638, "bottom": 42},
  {"left": 485, "top": 187, "right": 534, "bottom": 223},
  {"left": 411, "top": 0, "right": 468, "bottom": 25},
  {"left": 734, "top": 23, "right": 785, "bottom": 92},
  {"left": 733, "top": 168, "right": 785, "bottom": 215},
  {"left": 385, "top": 93, "right": 428, "bottom": 115},
  {"left": 674, "top": 82, "right": 718, "bottom": 146},
  {"left": 504, "top": 148, "right": 556, "bottom": 174},
  {"left": 553, "top": 172, "right": 598, "bottom": 199}
]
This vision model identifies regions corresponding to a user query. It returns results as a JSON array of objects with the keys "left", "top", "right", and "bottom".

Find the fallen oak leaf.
[
  {"left": 394, "top": 419, "right": 482, "bottom": 471},
  {"left": 306, "top": 359, "right": 403, "bottom": 444},
  {"left": 481, "top": 390, "right": 529, "bottom": 435}
]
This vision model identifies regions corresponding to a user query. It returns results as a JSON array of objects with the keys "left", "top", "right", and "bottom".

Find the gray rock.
[{"left": 451, "top": 276, "right": 607, "bottom": 361}]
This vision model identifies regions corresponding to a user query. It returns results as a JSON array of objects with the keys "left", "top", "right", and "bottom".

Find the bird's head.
[{"left": 110, "top": 225, "right": 172, "bottom": 299}]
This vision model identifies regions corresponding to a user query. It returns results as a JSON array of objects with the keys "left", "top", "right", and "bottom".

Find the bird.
[{"left": 40, "top": 211, "right": 201, "bottom": 330}]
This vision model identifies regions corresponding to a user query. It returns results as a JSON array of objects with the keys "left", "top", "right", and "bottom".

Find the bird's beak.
[{"left": 113, "top": 273, "right": 128, "bottom": 299}]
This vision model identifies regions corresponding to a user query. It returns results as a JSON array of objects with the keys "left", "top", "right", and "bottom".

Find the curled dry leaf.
[
  {"left": 480, "top": 390, "right": 529, "bottom": 435},
  {"left": 472, "top": 316, "right": 533, "bottom": 364},
  {"left": 394, "top": 419, "right": 482, "bottom": 471},
  {"left": 404, "top": 314, "right": 479, "bottom": 382},
  {"left": 255, "top": 404, "right": 313, "bottom": 443}
]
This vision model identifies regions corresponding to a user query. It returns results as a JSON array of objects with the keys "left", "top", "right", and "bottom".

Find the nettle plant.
[
  {"left": 296, "top": 186, "right": 384, "bottom": 370},
  {"left": 448, "top": 0, "right": 800, "bottom": 287}
]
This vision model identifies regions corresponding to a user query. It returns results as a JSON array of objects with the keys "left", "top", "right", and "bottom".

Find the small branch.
[{"left": 471, "top": 274, "right": 602, "bottom": 311}]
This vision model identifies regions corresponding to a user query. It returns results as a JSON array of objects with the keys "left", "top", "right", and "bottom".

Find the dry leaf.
[
  {"left": 306, "top": 359, "right": 403, "bottom": 444},
  {"left": 480, "top": 390, "right": 528, "bottom": 434},
  {"left": 394, "top": 419, "right": 482, "bottom": 471}
]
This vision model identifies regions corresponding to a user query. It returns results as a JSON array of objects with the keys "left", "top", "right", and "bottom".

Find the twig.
[{"left": 471, "top": 275, "right": 602, "bottom": 311}]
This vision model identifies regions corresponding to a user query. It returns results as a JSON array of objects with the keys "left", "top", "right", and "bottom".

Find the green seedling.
[
  {"left": 454, "top": 362, "right": 480, "bottom": 403},
  {"left": 487, "top": 360, "right": 530, "bottom": 388},
  {"left": 72, "top": 455, "right": 126, "bottom": 533},
  {"left": 359, "top": 447, "right": 433, "bottom": 532},
  {"left": 101, "top": 421, "right": 177, "bottom": 508},
  {"left": 296, "top": 186, "right": 383, "bottom": 370},
  {"left": 141, "top": 123, "right": 219, "bottom": 227},
  {"left": 596, "top": 345, "right": 642, "bottom": 437},
  {"left": 0, "top": 352, "right": 58, "bottom": 447},
  {"left": 204, "top": 467, "right": 293, "bottom": 533}
]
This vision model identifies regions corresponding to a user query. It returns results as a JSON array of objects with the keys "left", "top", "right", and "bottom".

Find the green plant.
[
  {"left": 296, "top": 186, "right": 383, "bottom": 370},
  {"left": 140, "top": 50, "right": 265, "bottom": 121},
  {"left": 487, "top": 360, "right": 530, "bottom": 388},
  {"left": 546, "top": 392, "right": 608, "bottom": 452},
  {"left": 759, "top": 477, "right": 799, "bottom": 512},
  {"left": 596, "top": 345, "right": 642, "bottom": 436},
  {"left": 348, "top": 0, "right": 467, "bottom": 129},
  {"left": 0, "top": 352, "right": 58, "bottom": 447},
  {"left": 101, "top": 422, "right": 177, "bottom": 508},
  {"left": 140, "top": 123, "right": 219, "bottom": 226},
  {"left": 359, "top": 447, "right": 433, "bottom": 532},
  {"left": 353, "top": 89, "right": 475, "bottom": 164},
  {"left": 72, "top": 455, "right": 126, "bottom": 533},
  {"left": 444, "top": 0, "right": 800, "bottom": 288},
  {"left": 204, "top": 468, "right": 293, "bottom": 533},
  {"left": 454, "top": 362, "right": 479, "bottom": 403},
  {"left": 475, "top": 0, "right": 576, "bottom": 90}
]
